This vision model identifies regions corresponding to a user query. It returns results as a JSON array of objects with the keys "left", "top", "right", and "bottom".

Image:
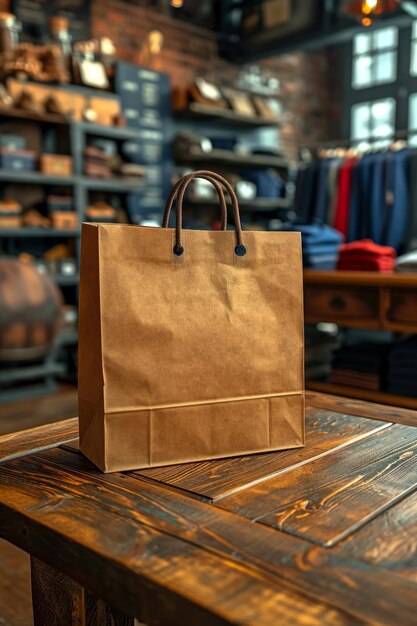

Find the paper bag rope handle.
[
  {"left": 162, "top": 170, "right": 246, "bottom": 257},
  {"left": 163, "top": 172, "right": 228, "bottom": 231}
]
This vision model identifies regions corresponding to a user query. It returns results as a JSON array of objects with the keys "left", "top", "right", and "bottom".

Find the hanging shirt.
[
  {"left": 327, "top": 158, "right": 343, "bottom": 226},
  {"left": 381, "top": 148, "right": 410, "bottom": 251},
  {"left": 334, "top": 157, "right": 357, "bottom": 237},
  {"left": 405, "top": 148, "right": 417, "bottom": 252}
]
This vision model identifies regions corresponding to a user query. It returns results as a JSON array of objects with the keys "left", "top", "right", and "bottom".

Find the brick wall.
[
  {"left": 91, "top": 0, "right": 341, "bottom": 161},
  {"left": 3, "top": 0, "right": 342, "bottom": 160}
]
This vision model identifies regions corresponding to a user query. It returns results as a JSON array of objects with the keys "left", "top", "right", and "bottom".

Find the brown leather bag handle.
[{"left": 162, "top": 170, "right": 246, "bottom": 257}]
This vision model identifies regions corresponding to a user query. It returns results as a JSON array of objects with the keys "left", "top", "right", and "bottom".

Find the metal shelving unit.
[
  {"left": 174, "top": 103, "right": 280, "bottom": 128},
  {"left": 0, "top": 114, "right": 147, "bottom": 401}
]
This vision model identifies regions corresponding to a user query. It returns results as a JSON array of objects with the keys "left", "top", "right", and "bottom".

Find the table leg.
[
  {"left": 85, "top": 590, "right": 135, "bottom": 625},
  {"left": 31, "top": 557, "right": 84, "bottom": 626},
  {"left": 30, "top": 557, "right": 136, "bottom": 625}
]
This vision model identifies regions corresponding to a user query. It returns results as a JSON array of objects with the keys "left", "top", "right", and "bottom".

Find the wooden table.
[
  {"left": 1, "top": 392, "right": 417, "bottom": 625},
  {"left": 304, "top": 271, "right": 417, "bottom": 409}
]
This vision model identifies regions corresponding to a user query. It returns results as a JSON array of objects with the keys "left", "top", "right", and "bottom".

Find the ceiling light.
[
  {"left": 170, "top": 0, "right": 184, "bottom": 7},
  {"left": 342, "top": 0, "right": 400, "bottom": 25}
]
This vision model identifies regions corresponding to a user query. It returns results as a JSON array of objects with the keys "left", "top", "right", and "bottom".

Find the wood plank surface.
[
  {"left": 0, "top": 452, "right": 368, "bottom": 626},
  {"left": 0, "top": 386, "right": 78, "bottom": 435},
  {"left": 0, "top": 417, "right": 78, "bottom": 464},
  {"left": 303, "top": 270, "right": 417, "bottom": 288},
  {"left": 136, "top": 409, "right": 389, "bottom": 500},
  {"left": 307, "top": 382, "right": 417, "bottom": 412},
  {"left": 1, "top": 447, "right": 416, "bottom": 626},
  {"left": 306, "top": 391, "right": 417, "bottom": 427},
  {"left": 218, "top": 424, "right": 417, "bottom": 547},
  {"left": 336, "top": 489, "right": 417, "bottom": 582}
]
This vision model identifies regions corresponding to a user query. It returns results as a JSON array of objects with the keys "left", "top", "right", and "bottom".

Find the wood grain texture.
[
  {"left": 0, "top": 453, "right": 365, "bottom": 626},
  {"left": 306, "top": 391, "right": 417, "bottom": 427},
  {"left": 219, "top": 424, "right": 417, "bottom": 547},
  {"left": 1, "top": 447, "right": 417, "bottom": 626},
  {"left": 337, "top": 489, "right": 417, "bottom": 582},
  {"left": 0, "top": 417, "right": 78, "bottom": 464},
  {"left": 307, "top": 381, "right": 417, "bottom": 412},
  {"left": 31, "top": 557, "right": 84, "bottom": 626},
  {"left": 136, "top": 409, "right": 389, "bottom": 500},
  {"left": 304, "top": 270, "right": 417, "bottom": 287},
  {"left": 0, "top": 386, "right": 78, "bottom": 435}
]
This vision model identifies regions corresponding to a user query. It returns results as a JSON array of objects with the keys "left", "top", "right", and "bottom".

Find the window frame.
[{"left": 343, "top": 22, "right": 417, "bottom": 143}]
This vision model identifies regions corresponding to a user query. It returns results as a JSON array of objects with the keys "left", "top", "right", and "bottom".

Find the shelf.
[
  {"left": 176, "top": 148, "right": 289, "bottom": 169},
  {"left": 0, "top": 170, "right": 76, "bottom": 185},
  {"left": 0, "top": 228, "right": 80, "bottom": 238},
  {"left": 174, "top": 103, "right": 279, "bottom": 128},
  {"left": 0, "top": 106, "right": 69, "bottom": 125},
  {"left": 306, "top": 380, "right": 417, "bottom": 410},
  {"left": 80, "top": 177, "right": 145, "bottom": 193},
  {"left": 75, "top": 121, "right": 144, "bottom": 140},
  {"left": 188, "top": 196, "right": 290, "bottom": 212}
]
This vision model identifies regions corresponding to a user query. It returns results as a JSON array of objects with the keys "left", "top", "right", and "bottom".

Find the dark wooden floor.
[{"left": 0, "top": 386, "right": 78, "bottom": 626}]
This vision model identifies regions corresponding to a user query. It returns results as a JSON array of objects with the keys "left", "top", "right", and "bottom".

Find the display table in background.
[
  {"left": 304, "top": 271, "right": 417, "bottom": 409},
  {"left": 0, "top": 392, "right": 416, "bottom": 625}
]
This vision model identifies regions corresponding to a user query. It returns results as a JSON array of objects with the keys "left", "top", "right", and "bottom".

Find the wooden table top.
[{"left": 1, "top": 391, "right": 417, "bottom": 626}]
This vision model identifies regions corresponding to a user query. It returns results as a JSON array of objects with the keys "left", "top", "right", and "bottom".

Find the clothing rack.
[{"left": 308, "top": 128, "right": 417, "bottom": 152}]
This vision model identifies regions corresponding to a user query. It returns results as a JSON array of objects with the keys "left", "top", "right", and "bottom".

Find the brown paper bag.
[{"left": 78, "top": 170, "right": 304, "bottom": 472}]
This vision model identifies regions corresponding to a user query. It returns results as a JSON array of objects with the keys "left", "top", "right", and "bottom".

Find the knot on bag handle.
[{"left": 162, "top": 170, "right": 246, "bottom": 257}]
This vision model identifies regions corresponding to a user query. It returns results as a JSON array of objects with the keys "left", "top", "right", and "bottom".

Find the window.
[
  {"left": 352, "top": 26, "right": 398, "bottom": 89},
  {"left": 408, "top": 93, "right": 417, "bottom": 144},
  {"left": 351, "top": 98, "right": 396, "bottom": 148},
  {"left": 411, "top": 21, "right": 417, "bottom": 75}
]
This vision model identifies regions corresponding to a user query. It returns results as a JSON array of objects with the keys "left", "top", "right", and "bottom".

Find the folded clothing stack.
[
  {"left": 331, "top": 342, "right": 390, "bottom": 390},
  {"left": 84, "top": 146, "right": 112, "bottom": 178},
  {"left": 337, "top": 240, "right": 396, "bottom": 272},
  {"left": 387, "top": 336, "right": 417, "bottom": 398},
  {"left": 395, "top": 250, "right": 417, "bottom": 272},
  {"left": 305, "top": 326, "right": 341, "bottom": 380},
  {"left": 278, "top": 223, "right": 343, "bottom": 269}
]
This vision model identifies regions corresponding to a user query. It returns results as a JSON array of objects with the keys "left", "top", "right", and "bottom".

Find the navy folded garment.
[
  {"left": 389, "top": 335, "right": 417, "bottom": 358},
  {"left": 387, "top": 385, "right": 417, "bottom": 398},
  {"left": 281, "top": 222, "right": 344, "bottom": 246}
]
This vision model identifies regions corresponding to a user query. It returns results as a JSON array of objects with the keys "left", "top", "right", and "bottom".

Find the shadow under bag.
[{"left": 78, "top": 170, "right": 305, "bottom": 472}]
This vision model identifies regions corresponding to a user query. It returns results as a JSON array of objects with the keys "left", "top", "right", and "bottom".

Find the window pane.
[
  {"left": 373, "top": 26, "right": 397, "bottom": 50},
  {"left": 371, "top": 99, "right": 395, "bottom": 138},
  {"left": 375, "top": 51, "right": 396, "bottom": 83},
  {"left": 354, "top": 32, "right": 371, "bottom": 54},
  {"left": 408, "top": 93, "right": 417, "bottom": 145},
  {"left": 351, "top": 103, "right": 371, "bottom": 139},
  {"left": 352, "top": 55, "right": 372, "bottom": 88},
  {"left": 409, "top": 93, "right": 417, "bottom": 130},
  {"left": 413, "top": 20, "right": 417, "bottom": 40},
  {"left": 411, "top": 40, "right": 417, "bottom": 75}
]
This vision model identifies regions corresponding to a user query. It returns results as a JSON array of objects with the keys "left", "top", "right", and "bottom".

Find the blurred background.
[{"left": 0, "top": 0, "right": 417, "bottom": 432}]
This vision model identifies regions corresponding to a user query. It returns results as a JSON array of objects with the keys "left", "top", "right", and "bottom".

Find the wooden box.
[
  {"left": 50, "top": 211, "right": 78, "bottom": 229},
  {"left": 40, "top": 154, "right": 73, "bottom": 177}
]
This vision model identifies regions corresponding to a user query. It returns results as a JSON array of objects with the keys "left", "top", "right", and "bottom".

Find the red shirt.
[{"left": 334, "top": 158, "right": 357, "bottom": 236}]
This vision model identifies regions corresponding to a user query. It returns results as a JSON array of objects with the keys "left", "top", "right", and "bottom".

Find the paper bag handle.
[
  {"left": 162, "top": 170, "right": 246, "bottom": 257},
  {"left": 163, "top": 172, "right": 228, "bottom": 231}
]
